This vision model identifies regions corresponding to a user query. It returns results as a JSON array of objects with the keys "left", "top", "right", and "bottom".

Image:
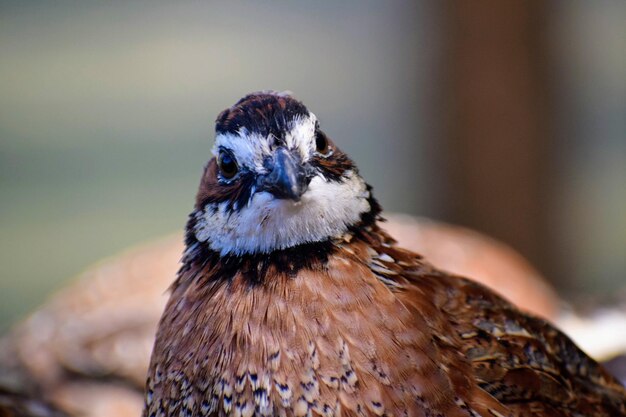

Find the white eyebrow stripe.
[
  {"left": 212, "top": 131, "right": 269, "bottom": 172},
  {"left": 211, "top": 113, "right": 318, "bottom": 170},
  {"left": 286, "top": 113, "right": 317, "bottom": 162}
]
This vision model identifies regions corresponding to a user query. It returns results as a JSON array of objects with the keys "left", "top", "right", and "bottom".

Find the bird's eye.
[
  {"left": 315, "top": 131, "right": 330, "bottom": 155},
  {"left": 218, "top": 152, "right": 238, "bottom": 179}
]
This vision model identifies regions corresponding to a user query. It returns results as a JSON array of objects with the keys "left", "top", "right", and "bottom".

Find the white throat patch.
[{"left": 193, "top": 171, "right": 371, "bottom": 255}]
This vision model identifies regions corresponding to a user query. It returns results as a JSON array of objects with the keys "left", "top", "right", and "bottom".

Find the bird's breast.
[{"left": 144, "top": 245, "right": 477, "bottom": 417}]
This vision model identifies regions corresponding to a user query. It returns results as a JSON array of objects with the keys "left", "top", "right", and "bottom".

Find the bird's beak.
[{"left": 261, "top": 147, "right": 310, "bottom": 201}]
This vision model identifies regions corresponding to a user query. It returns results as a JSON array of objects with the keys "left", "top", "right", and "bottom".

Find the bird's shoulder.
[
  {"left": 361, "top": 225, "right": 626, "bottom": 416},
  {"left": 145, "top": 225, "right": 626, "bottom": 417}
]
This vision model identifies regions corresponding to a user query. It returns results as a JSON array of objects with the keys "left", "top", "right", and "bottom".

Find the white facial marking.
[
  {"left": 212, "top": 113, "right": 318, "bottom": 173},
  {"left": 194, "top": 171, "right": 371, "bottom": 255}
]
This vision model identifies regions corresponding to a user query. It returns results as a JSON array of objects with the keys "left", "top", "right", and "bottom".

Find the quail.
[
  {"left": 0, "top": 217, "right": 561, "bottom": 417},
  {"left": 143, "top": 91, "right": 626, "bottom": 416}
]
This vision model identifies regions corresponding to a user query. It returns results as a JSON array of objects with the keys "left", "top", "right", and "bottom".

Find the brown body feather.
[
  {"left": 144, "top": 225, "right": 626, "bottom": 417},
  {"left": 145, "top": 91, "right": 625, "bottom": 416}
]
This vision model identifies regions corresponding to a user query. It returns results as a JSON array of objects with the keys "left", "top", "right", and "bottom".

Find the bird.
[
  {"left": 143, "top": 91, "right": 625, "bottom": 417},
  {"left": 0, "top": 216, "right": 563, "bottom": 417}
]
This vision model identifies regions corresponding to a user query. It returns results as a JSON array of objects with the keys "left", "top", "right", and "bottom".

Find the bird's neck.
[
  {"left": 178, "top": 225, "right": 379, "bottom": 289},
  {"left": 178, "top": 190, "right": 383, "bottom": 286}
]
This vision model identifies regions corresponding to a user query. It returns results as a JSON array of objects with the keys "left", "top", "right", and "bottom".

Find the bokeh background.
[{"left": 0, "top": 1, "right": 624, "bottom": 332}]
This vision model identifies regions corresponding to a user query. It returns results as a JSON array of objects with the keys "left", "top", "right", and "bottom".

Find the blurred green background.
[{"left": 0, "top": 1, "right": 624, "bottom": 331}]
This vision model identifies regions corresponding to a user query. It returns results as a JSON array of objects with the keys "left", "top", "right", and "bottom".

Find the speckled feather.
[
  {"left": 144, "top": 92, "right": 626, "bottom": 417},
  {"left": 144, "top": 224, "right": 625, "bottom": 417}
]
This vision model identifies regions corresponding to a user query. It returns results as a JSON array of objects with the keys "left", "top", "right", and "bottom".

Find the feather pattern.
[
  {"left": 143, "top": 92, "right": 626, "bottom": 417},
  {"left": 144, "top": 225, "right": 626, "bottom": 417}
]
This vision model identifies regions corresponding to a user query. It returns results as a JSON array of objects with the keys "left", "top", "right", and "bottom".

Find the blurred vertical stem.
[{"left": 441, "top": 1, "right": 556, "bottom": 285}]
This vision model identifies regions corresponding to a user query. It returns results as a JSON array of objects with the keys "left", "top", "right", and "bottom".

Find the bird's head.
[{"left": 190, "top": 91, "right": 378, "bottom": 256}]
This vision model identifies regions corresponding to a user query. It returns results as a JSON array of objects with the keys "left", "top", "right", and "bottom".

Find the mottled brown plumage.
[
  {"left": 145, "top": 226, "right": 625, "bottom": 417},
  {"left": 144, "top": 92, "right": 626, "bottom": 417},
  {"left": 0, "top": 216, "right": 562, "bottom": 417}
]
